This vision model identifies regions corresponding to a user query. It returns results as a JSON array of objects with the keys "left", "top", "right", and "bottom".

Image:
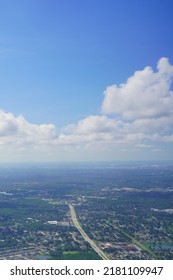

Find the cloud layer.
[
  {"left": 102, "top": 57, "right": 173, "bottom": 120},
  {"left": 1, "top": 57, "right": 173, "bottom": 160},
  {"left": 59, "top": 57, "right": 173, "bottom": 148},
  {"left": 0, "top": 111, "right": 56, "bottom": 146}
]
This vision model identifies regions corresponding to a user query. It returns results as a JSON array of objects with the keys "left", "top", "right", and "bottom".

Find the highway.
[{"left": 68, "top": 203, "right": 110, "bottom": 260}]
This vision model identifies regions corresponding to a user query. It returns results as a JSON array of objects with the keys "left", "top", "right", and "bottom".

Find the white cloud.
[
  {"left": 0, "top": 110, "right": 57, "bottom": 146},
  {"left": 101, "top": 57, "right": 173, "bottom": 120},
  {"left": 63, "top": 115, "right": 118, "bottom": 134},
  {"left": 1, "top": 57, "right": 173, "bottom": 161},
  {"left": 56, "top": 58, "right": 173, "bottom": 152}
]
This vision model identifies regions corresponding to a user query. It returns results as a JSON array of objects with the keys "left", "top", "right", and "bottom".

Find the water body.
[{"left": 38, "top": 255, "right": 49, "bottom": 260}]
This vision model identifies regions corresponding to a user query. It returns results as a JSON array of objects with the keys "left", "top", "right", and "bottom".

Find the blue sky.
[{"left": 0, "top": 0, "right": 173, "bottom": 162}]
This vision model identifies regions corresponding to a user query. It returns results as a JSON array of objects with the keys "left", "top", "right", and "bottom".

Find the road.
[
  {"left": 113, "top": 225, "right": 157, "bottom": 259},
  {"left": 68, "top": 203, "right": 110, "bottom": 260}
]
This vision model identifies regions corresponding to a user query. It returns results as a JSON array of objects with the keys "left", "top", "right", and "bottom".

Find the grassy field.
[{"left": 61, "top": 250, "right": 101, "bottom": 260}]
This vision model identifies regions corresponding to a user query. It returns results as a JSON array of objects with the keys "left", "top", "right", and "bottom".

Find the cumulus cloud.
[
  {"left": 59, "top": 115, "right": 148, "bottom": 147},
  {"left": 1, "top": 57, "right": 173, "bottom": 161},
  {"left": 63, "top": 115, "right": 118, "bottom": 134},
  {"left": 0, "top": 110, "right": 57, "bottom": 146},
  {"left": 58, "top": 57, "right": 173, "bottom": 150},
  {"left": 101, "top": 57, "right": 173, "bottom": 120}
]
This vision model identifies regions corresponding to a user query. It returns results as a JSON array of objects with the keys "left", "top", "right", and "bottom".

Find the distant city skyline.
[{"left": 0, "top": 0, "right": 173, "bottom": 162}]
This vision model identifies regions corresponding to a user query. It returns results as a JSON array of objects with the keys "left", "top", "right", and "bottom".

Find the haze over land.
[
  {"left": 0, "top": 162, "right": 173, "bottom": 260},
  {"left": 0, "top": 0, "right": 173, "bottom": 162}
]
